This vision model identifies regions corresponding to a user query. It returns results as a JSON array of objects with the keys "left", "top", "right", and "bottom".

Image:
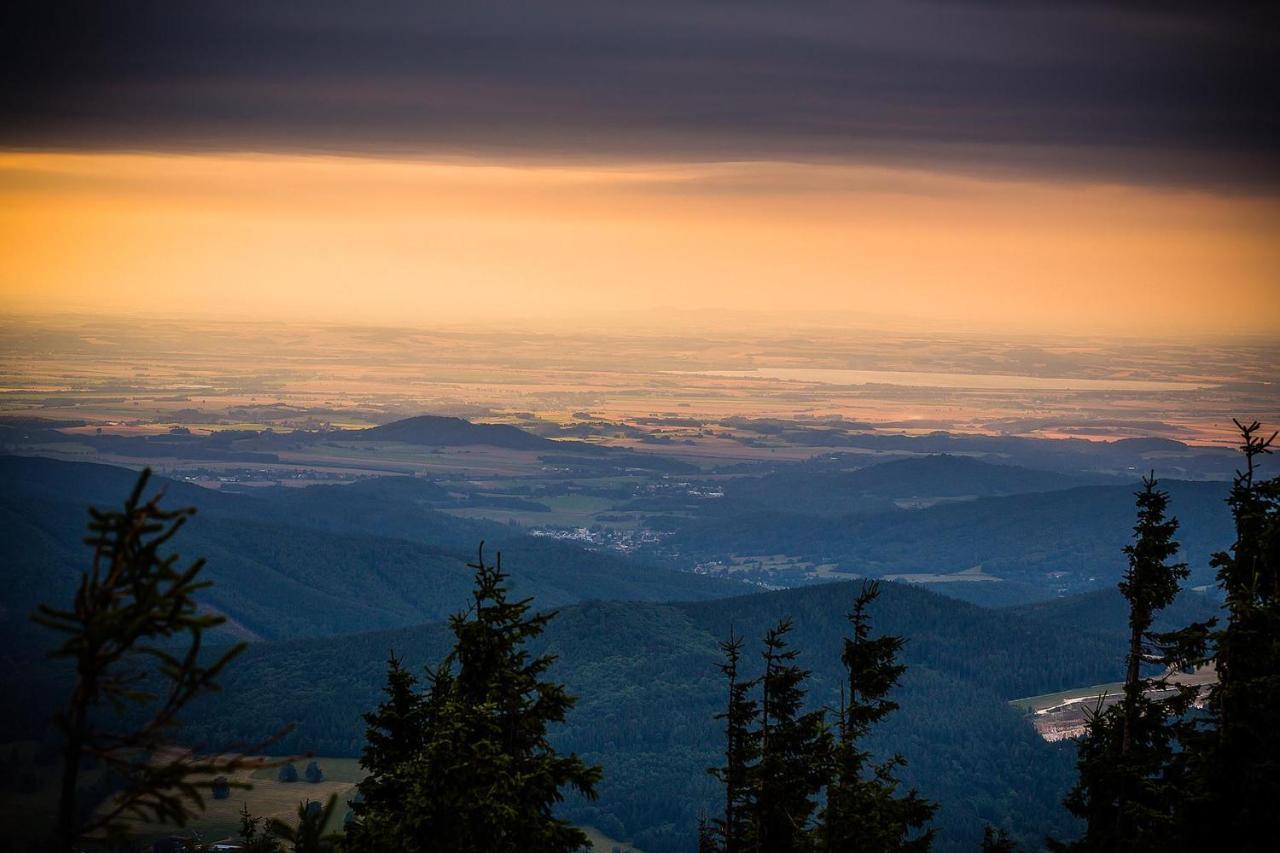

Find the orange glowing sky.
[
  {"left": 1, "top": 151, "right": 1276, "bottom": 336},
  {"left": 0, "top": 149, "right": 1274, "bottom": 335}
]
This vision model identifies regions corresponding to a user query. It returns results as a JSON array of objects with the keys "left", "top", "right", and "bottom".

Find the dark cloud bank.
[{"left": 3, "top": 1, "right": 1276, "bottom": 189}]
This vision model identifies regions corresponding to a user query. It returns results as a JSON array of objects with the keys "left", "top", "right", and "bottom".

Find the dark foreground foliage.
[
  {"left": 35, "top": 470, "right": 257, "bottom": 851},
  {"left": 345, "top": 545, "right": 600, "bottom": 852},
  {"left": 703, "top": 582, "right": 935, "bottom": 852},
  {"left": 1060, "top": 421, "right": 1280, "bottom": 852}
]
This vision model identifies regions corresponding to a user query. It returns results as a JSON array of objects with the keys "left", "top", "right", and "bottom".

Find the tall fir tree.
[
  {"left": 346, "top": 653, "right": 426, "bottom": 851},
  {"left": 753, "top": 619, "right": 831, "bottom": 853},
  {"left": 1185, "top": 420, "right": 1280, "bottom": 850},
  {"left": 819, "top": 581, "right": 935, "bottom": 852},
  {"left": 1058, "top": 477, "right": 1193, "bottom": 852},
  {"left": 1119, "top": 476, "right": 1189, "bottom": 756},
  {"left": 347, "top": 544, "right": 601, "bottom": 852},
  {"left": 708, "top": 630, "right": 759, "bottom": 853}
]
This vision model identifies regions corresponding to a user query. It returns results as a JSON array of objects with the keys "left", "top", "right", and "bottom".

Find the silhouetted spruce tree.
[
  {"left": 347, "top": 652, "right": 425, "bottom": 849},
  {"left": 348, "top": 544, "right": 600, "bottom": 852},
  {"left": 707, "top": 631, "right": 759, "bottom": 853},
  {"left": 33, "top": 468, "right": 258, "bottom": 852},
  {"left": 818, "top": 581, "right": 935, "bottom": 852},
  {"left": 1058, "top": 476, "right": 1193, "bottom": 852},
  {"left": 1119, "top": 476, "right": 1189, "bottom": 755},
  {"left": 753, "top": 619, "right": 830, "bottom": 853},
  {"left": 1182, "top": 420, "right": 1280, "bottom": 851}
]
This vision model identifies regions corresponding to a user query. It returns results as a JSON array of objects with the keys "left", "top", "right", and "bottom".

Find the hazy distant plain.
[{"left": 2, "top": 314, "right": 1275, "bottom": 450}]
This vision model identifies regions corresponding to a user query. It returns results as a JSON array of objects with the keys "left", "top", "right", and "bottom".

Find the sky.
[{"left": 1, "top": 1, "right": 1277, "bottom": 336}]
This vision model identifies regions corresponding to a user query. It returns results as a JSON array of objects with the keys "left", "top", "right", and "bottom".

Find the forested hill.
[
  {"left": 657, "top": 478, "right": 1235, "bottom": 597},
  {"left": 0, "top": 456, "right": 742, "bottom": 642},
  {"left": 178, "top": 581, "right": 1125, "bottom": 851},
  {"left": 1009, "top": 587, "right": 1223, "bottom": 638},
  {"left": 341, "top": 414, "right": 562, "bottom": 449},
  {"left": 699, "top": 453, "right": 1115, "bottom": 518}
]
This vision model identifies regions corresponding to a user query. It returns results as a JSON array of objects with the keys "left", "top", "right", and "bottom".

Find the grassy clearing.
[
  {"left": 582, "top": 824, "right": 644, "bottom": 851},
  {"left": 110, "top": 756, "right": 360, "bottom": 845},
  {"left": 249, "top": 757, "right": 365, "bottom": 784},
  {"left": 727, "top": 553, "right": 810, "bottom": 571},
  {"left": 1, "top": 747, "right": 637, "bottom": 849},
  {"left": 444, "top": 493, "right": 622, "bottom": 528},
  {"left": 1011, "top": 665, "right": 1218, "bottom": 714},
  {"left": 1010, "top": 682, "right": 1123, "bottom": 713},
  {"left": 883, "top": 565, "right": 1001, "bottom": 584}
]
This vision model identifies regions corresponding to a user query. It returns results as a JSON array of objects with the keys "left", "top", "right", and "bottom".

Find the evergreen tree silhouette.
[
  {"left": 347, "top": 652, "right": 425, "bottom": 848},
  {"left": 707, "top": 630, "right": 759, "bottom": 853},
  {"left": 753, "top": 619, "right": 830, "bottom": 853},
  {"left": 1058, "top": 476, "right": 1193, "bottom": 851},
  {"left": 819, "top": 581, "right": 935, "bottom": 852},
  {"left": 1183, "top": 420, "right": 1280, "bottom": 851},
  {"left": 347, "top": 544, "right": 600, "bottom": 852}
]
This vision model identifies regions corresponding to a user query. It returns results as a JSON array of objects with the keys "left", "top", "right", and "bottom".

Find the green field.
[
  {"left": 582, "top": 824, "right": 644, "bottom": 851},
  {"left": 444, "top": 492, "right": 632, "bottom": 528},
  {"left": 1010, "top": 665, "right": 1218, "bottom": 714},
  {"left": 1009, "top": 681, "right": 1122, "bottom": 713},
  {"left": 0, "top": 748, "right": 641, "bottom": 850},
  {"left": 120, "top": 757, "right": 360, "bottom": 844}
]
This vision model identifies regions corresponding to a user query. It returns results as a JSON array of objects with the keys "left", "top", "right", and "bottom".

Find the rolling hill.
[
  {"left": 657, "top": 479, "right": 1235, "bottom": 603},
  {"left": 342, "top": 414, "right": 563, "bottom": 450},
  {"left": 700, "top": 454, "right": 1115, "bottom": 518},
  {"left": 0, "top": 457, "right": 743, "bottom": 643},
  {"left": 1009, "top": 587, "right": 1223, "bottom": 638}
]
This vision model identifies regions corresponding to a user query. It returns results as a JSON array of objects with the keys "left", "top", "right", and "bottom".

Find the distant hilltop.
[{"left": 344, "top": 415, "right": 561, "bottom": 450}]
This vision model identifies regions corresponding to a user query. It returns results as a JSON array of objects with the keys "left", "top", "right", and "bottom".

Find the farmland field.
[{"left": 118, "top": 757, "right": 360, "bottom": 845}]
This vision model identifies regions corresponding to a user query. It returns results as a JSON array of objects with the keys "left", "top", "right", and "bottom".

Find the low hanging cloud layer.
[{"left": 3, "top": 1, "right": 1276, "bottom": 190}]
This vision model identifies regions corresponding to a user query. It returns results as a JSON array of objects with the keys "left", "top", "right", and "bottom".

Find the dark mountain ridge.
[
  {"left": 0, "top": 456, "right": 743, "bottom": 643},
  {"left": 657, "top": 478, "right": 1235, "bottom": 601},
  {"left": 700, "top": 453, "right": 1115, "bottom": 518},
  {"left": 1009, "top": 587, "right": 1223, "bottom": 639}
]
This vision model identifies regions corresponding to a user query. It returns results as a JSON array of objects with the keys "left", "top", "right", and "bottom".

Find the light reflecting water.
[{"left": 684, "top": 367, "right": 1214, "bottom": 392}]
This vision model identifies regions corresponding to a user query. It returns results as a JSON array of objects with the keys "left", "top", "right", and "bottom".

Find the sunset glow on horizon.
[{"left": 2, "top": 150, "right": 1277, "bottom": 337}]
